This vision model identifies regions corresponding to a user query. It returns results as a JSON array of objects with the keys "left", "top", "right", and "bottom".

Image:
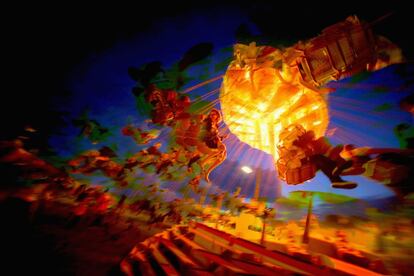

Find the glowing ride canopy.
[{"left": 220, "top": 43, "right": 329, "bottom": 161}]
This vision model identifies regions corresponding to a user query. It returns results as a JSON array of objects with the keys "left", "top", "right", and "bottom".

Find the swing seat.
[{"left": 277, "top": 161, "right": 316, "bottom": 185}]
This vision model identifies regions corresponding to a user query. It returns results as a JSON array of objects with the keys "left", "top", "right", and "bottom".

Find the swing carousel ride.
[{"left": 1, "top": 10, "right": 414, "bottom": 276}]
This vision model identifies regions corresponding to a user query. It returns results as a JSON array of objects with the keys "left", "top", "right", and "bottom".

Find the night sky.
[
  {"left": 3, "top": 1, "right": 413, "bottom": 208},
  {"left": 5, "top": 1, "right": 411, "bottom": 137}
]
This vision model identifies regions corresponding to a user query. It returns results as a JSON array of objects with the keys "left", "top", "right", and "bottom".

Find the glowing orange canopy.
[{"left": 220, "top": 43, "right": 329, "bottom": 160}]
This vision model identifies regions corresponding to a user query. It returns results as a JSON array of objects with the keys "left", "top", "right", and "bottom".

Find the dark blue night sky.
[{"left": 6, "top": 2, "right": 413, "bottom": 211}]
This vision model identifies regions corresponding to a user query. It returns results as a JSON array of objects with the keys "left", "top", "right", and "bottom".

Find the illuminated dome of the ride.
[{"left": 220, "top": 44, "right": 329, "bottom": 160}]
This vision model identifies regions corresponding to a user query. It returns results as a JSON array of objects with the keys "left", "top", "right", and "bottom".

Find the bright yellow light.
[
  {"left": 220, "top": 44, "right": 329, "bottom": 161},
  {"left": 244, "top": 70, "right": 251, "bottom": 80},
  {"left": 241, "top": 166, "right": 253, "bottom": 174}
]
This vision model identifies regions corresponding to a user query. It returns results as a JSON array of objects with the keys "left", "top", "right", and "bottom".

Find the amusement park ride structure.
[{"left": 220, "top": 15, "right": 403, "bottom": 186}]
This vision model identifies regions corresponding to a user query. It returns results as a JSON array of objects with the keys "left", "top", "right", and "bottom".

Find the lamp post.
[
  {"left": 254, "top": 168, "right": 262, "bottom": 201},
  {"left": 302, "top": 192, "right": 314, "bottom": 244}
]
